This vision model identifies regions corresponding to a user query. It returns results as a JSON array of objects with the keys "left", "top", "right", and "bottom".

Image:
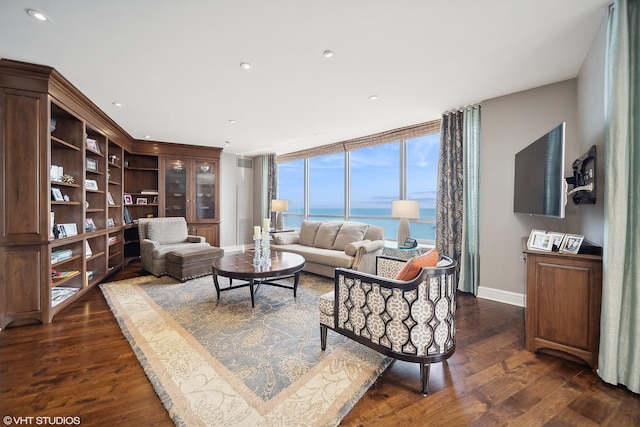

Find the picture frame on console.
[
  {"left": 123, "top": 194, "right": 133, "bottom": 205},
  {"left": 527, "top": 230, "right": 553, "bottom": 251},
  {"left": 560, "top": 234, "right": 584, "bottom": 254}
]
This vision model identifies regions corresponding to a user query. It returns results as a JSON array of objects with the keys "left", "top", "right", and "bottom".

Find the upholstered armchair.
[
  {"left": 319, "top": 254, "right": 457, "bottom": 395},
  {"left": 138, "top": 217, "right": 209, "bottom": 276}
]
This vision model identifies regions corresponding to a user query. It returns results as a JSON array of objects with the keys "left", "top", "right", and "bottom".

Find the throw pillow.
[
  {"left": 299, "top": 221, "right": 321, "bottom": 246},
  {"left": 313, "top": 221, "right": 343, "bottom": 249},
  {"left": 394, "top": 248, "right": 439, "bottom": 281},
  {"left": 332, "top": 222, "right": 368, "bottom": 250},
  {"left": 147, "top": 220, "right": 188, "bottom": 244},
  {"left": 273, "top": 234, "right": 299, "bottom": 245}
]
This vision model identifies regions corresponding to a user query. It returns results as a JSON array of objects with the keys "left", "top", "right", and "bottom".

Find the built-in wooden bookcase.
[
  {"left": 124, "top": 153, "right": 159, "bottom": 221},
  {"left": 1, "top": 59, "right": 222, "bottom": 327},
  {"left": 107, "top": 141, "right": 124, "bottom": 270}
]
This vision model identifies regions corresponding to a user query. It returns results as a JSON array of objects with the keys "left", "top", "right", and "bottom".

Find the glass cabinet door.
[
  {"left": 194, "top": 160, "right": 215, "bottom": 220},
  {"left": 164, "top": 159, "right": 187, "bottom": 217}
]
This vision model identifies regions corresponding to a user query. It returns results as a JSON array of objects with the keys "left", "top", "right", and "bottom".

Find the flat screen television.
[{"left": 513, "top": 122, "right": 566, "bottom": 218}]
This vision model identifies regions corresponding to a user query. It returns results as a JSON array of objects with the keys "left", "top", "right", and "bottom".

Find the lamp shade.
[
  {"left": 271, "top": 199, "right": 289, "bottom": 212},
  {"left": 391, "top": 200, "right": 419, "bottom": 219}
]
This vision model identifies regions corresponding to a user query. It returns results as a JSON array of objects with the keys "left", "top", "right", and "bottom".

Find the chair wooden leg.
[
  {"left": 320, "top": 324, "right": 327, "bottom": 350},
  {"left": 420, "top": 362, "right": 430, "bottom": 396}
]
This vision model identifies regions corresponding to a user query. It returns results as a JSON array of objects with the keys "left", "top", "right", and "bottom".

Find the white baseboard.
[{"left": 476, "top": 286, "right": 525, "bottom": 307}]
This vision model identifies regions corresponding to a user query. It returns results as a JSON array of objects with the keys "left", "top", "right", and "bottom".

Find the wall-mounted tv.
[{"left": 513, "top": 122, "right": 566, "bottom": 218}]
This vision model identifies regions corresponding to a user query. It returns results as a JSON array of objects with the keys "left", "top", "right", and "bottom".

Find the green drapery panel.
[
  {"left": 460, "top": 106, "right": 481, "bottom": 295},
  {"left": 599, "top": 0, "right": 640, "bottom": 394}
]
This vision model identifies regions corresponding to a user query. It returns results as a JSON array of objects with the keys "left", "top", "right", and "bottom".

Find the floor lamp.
[
  {"left": 392, "top": 200, "right": 419, "bottom": 246},
  {"left": 271, "top": 199, "right": 289, "bottom": 231}
]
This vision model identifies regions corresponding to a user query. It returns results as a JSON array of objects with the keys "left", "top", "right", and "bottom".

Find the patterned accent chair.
[{"left": 319, "top": 255, "right": 457, "bottom": 395}]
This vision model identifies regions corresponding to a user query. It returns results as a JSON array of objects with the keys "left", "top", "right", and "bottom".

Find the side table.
[{"left": 382, "top": 245, "right": 423, "bottom": 260}]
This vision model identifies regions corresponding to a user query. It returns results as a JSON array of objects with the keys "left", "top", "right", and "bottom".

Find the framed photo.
[
  {"left": 85, "top": 218, "right": 96, "bottom": 232},
  {"left": 107, "top": 218, "right": 116, "bottom": 228},
  {"left": 547, "top": 232, "right": 565, "bottom": 252},
  {"left": 51, "top": 187, "right": 64, "bottom": 201},
  {"left": 85, "top": 179, "right": 98, "bottom": 191},
  {"left": 560, "top": 234, "right": 584, "bottom": 254},
  {"left": 86, "top": 158, "right": 98, "bottom": 171},
  {"left": 86, "top": 138, "right": 101, "bottom": 154},
  {"left": 107, "top": 192, "right": 115, "bottom": 206},
  {"left": 59, "top": 223, "right": 78, "bottom": 237},
  {"left": 527, "top": 230, "right": 553, "bottom": 251},
  {"left": 123, "top": 194, "right": 133, "bottom": 205},
  {"left": 136, "top": 197, "right": 147, "bottom": 205},
  {"left": 152, "top": 196, "right": 158, "bottom": 204}
]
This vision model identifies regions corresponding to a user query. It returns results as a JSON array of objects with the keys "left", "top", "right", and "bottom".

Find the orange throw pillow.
[{"left": 394, "top": 249, "right": 439, "bottom": 281}]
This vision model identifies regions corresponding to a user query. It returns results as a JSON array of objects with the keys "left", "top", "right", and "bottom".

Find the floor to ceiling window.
[{"left": 276, "top": 121, "right": 440, "bottom": 243}]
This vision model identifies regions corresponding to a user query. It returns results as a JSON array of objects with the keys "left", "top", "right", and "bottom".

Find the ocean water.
[{"left": 282, "top": 207, "right": 436, "bottom": 242}]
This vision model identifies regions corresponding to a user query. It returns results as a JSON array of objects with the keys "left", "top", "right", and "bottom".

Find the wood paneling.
[{"left": 1, "top": 89, "right": 46, "bottom": 242}]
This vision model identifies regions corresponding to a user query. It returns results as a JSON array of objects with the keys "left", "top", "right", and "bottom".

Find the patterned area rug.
[{"left": 100, "top": 273, "right": 391, "bottom": 427}]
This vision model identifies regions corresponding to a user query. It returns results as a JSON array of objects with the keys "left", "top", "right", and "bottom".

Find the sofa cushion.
[
  {"left": 313, "top": 221, "right": 343, "bottom": 249},
  {"left": 273, "top": 233, "right": 300, "bottom": 245},
  {"left": 271, "top": 245, "right": 354, "bottom": 269},
  {"left": 332, "top": 222, "right": 369, "bottom": 251},
  {"left": 299, "top": 221, "right": 321, "bottom": 246},
  {"left": 147, "top": 220, "right": 188, "bottom": 244},
  {"left": 395, "top": 248, "right": 439, "bottom": 281}
]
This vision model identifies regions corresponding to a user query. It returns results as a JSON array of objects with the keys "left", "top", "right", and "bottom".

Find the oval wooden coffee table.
[{"left": 212, "top": 251, "right": 306, "bottom": 307}]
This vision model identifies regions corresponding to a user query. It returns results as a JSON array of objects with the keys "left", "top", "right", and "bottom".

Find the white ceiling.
[{"left": 1, "top": 0, "right": 610, "bottom": 156}]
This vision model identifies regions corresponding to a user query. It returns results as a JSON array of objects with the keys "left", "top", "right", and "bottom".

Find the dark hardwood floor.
[{"left": 1, "top": 261, "right": 638, "bottom": 426}]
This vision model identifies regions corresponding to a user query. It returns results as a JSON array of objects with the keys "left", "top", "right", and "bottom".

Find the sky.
[{"left": 278, "top": 133, "right": 440, "bottom": 214}]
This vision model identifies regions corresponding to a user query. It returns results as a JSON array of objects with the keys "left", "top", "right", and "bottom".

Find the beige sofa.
[{"left": 270, "top": 220, "right": 385, "bottom": 277}]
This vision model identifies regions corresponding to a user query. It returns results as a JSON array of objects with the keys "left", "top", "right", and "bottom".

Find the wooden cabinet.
[
  {"left": 523, "top": 243, "right": 603, "bottom": 368},
  {"left": 0, "top": 59, "right": 223, "bottom": 327},
  {"left": 161, "top": 156, "right": 220, "bottom": 246}
]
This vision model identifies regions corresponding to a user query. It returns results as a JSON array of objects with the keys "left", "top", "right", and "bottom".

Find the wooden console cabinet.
[{"left": 523, "top": 241, "right": 603, "bottom": 368}]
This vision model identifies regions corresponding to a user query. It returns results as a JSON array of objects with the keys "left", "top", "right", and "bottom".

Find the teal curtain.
[
  {"left": 436, "top": 107, "right": 481, "bottom": 294},
  {"left": 460, "top": 106, "right": 481, "bottom": 294},
  {"left": 599, "top": 0, "right": 640, "bottom": 393}
]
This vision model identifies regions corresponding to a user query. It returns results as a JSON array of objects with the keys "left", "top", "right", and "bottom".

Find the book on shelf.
[
  {"left": 140, "top": 189, "right": 158, "bottom": 195},
  {"left": 123, "top": 206, "right": 133, "bottom": 224},
  {"left": 51, "top": 287, "right": 79, "bottom": 307},
  {"left": 51, "top": 249, "right": 73, "bottom": 264},
  {"left": 52, "top": 270, "right": 80, "bottom": 279}
]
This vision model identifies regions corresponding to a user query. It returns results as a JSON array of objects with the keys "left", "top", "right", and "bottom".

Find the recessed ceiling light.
[
  {"left": 27, "top": 9, "right": 51, "bottom": 22},
  {"left": 368, "top": 95, "right": 379, "bottom": 101},
  {"left": 240, "top": 62, "right": 252, "bottom": 70},
  {"left": 143, "top": 135, "right": 151, "bottom": 139},
  {"left": 224, "top": 141, "right": 230, "bottom": 148},
  {"left": 112, "top": 102, "right": 123, "bottom": 107},
  {"left": 228, "top": 119, "right": 236, "bottom": 124},
  {"left": 322, "top": 50, "right": 334, "bottom": 58}
]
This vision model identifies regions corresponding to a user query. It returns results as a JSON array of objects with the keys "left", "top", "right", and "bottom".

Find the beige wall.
[
  {"left": 576, "top": 13, "right": 607, "bottom": 246},
  {"left": 478, "top": 12, "right": 607, "bottom": 300},
  {"left": 479, "top": 79, "right": 579, "bottom": 297}
]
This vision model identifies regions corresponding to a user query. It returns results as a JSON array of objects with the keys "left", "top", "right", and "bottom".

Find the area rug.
[{"left": 100, "top": 273, "right": 391, "bottom": 427}]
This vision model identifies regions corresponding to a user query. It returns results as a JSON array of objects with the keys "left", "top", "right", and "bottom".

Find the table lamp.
[
  {"left": 391, "top": 200, "right": 419, "bottom": 246},
  {"left": 271, "top": 199, "right": 289, "bottom": 231}
]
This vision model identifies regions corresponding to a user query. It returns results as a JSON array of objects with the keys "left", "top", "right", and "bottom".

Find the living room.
[{"left": 2, "top": 1, "right": 639, "bottom": 425}]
